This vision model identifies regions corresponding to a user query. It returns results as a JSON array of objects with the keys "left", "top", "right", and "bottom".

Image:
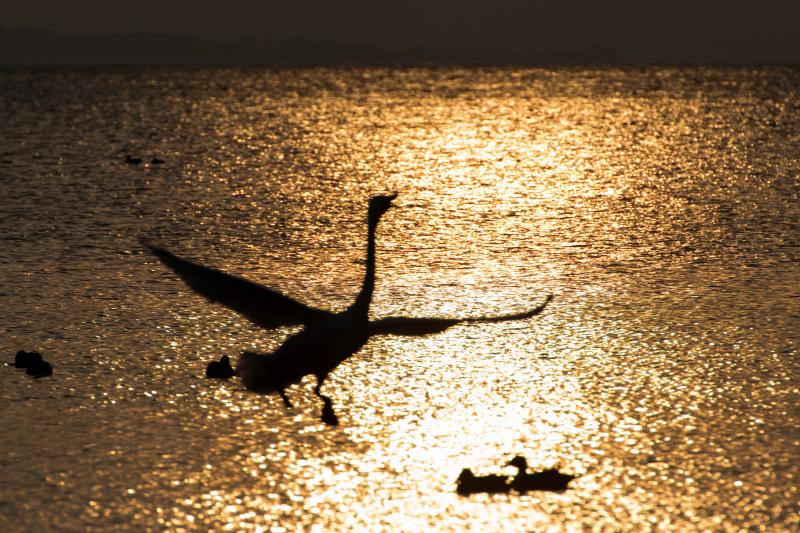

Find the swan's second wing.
[
  {"left": 145, "top": 243, "right": 331, "bottom": 329},
  {"left": 368, "top": 316, "right": 461, "bottom": 336},
  {"left": 369, "top": 294, "right": 553, "bottom": 337}
]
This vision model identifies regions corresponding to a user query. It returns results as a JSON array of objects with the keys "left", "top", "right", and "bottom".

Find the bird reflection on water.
[{"left": 145, "top": 194, "right": 551, "bottom": 424}]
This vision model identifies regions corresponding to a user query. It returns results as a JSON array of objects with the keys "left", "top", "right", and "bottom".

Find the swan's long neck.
[{"left": 350, "top": 214, "right": 381, "bottom": 317}]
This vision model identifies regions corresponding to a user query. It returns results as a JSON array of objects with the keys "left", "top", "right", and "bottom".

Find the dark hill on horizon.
[
  {"left": 2, "top": 28, "right": 798, "bottom": 67},
  {"left": 0, "top": 28, "right": 615, "bottom": 66}
]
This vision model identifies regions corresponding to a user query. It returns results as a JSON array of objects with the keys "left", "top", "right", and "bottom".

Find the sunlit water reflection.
[{"left": 1, "top": 67, "right": 798, "bottom": 531}]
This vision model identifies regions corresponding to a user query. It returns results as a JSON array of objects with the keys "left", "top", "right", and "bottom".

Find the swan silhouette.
[{"left": 144, "top": 194, "right": 552, "bottom": 419}]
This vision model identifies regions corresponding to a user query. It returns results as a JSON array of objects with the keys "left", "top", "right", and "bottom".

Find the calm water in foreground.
[{"left": 0, "top": 67, "right": 798, "bottom": 531}]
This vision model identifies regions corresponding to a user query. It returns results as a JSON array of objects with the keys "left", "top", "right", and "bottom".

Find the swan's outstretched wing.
[
  {"left": 144, "top": 243, "right": 332, "bottom": 329},
  {"left": 369, "top": 294, "right": 553, "bottom": 337}
]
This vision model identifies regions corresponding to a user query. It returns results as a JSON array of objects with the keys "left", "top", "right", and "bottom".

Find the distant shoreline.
[
  {"left": 5, "top": 28, "right": 796, "bottom": 67},
  {"left": 2, "top": 63, "right": 799, "bottom": 70}
]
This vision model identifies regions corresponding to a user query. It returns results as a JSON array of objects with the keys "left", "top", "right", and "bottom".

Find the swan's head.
[
  {"left": 368, "top": 193, "right": 397, "bottom": 221},
  {"left": 506, "top": 456, "right": 528, "bottom": 471}
]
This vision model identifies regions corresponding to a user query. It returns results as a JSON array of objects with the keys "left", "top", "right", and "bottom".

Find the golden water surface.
[{"left": 0, "top": 67, "right": 798, "bottom": 531}]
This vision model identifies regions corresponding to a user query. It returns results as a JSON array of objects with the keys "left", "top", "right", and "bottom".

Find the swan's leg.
[
  {"left": 278, "top": 388, "right": 292, "bottom": 408},
  {"left": 320, "top": 394, "right": 339, "bottom": 426},
  {"left": 313, "top": 374, "right": 326, "bottom": 397},
  {"left": 312, "top": 374, "right": 337, "bottom": 425}
]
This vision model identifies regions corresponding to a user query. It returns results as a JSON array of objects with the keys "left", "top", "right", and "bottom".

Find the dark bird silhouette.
[
  {"left": 456, "top": 468, "right": 511, "bottom": 495},
  {"left": 125, "top": 155, "right": 142, "bottom": 165},
  {"left": 151, "top": 157, "right": 165, "bottom": 164},
  {"left": 26, "top": 359, "right": 53, "bottom": 377},
  {"left": 143, "top": 194, "right": 552, "bottom": 418},
  {"left": 506, "top": 456, "right": 576, "bottom": 492},
  {"left": 205, "top": 355, "right": 234, "bottom": 379},
  {"left": 14, "top": 351, "right": 53, "bottom": 377},
  {"left": 14, "top": 350, "right": 42, "bottom": 368}
]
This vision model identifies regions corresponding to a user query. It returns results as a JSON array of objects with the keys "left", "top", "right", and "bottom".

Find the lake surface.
[{"left": 1, "top": 67, "right": 798, "bottom": 531}]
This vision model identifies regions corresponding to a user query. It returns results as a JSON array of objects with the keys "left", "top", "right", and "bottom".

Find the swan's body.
[
  {"left": 237, "top": 308, "right": 371, "bottom": 399},
  {"left": 144, "top": 194, "right": 552, "bottom": 418}
]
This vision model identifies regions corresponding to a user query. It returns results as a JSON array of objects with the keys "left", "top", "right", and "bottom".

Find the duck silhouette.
[
  {"left": 205, "top": 355, "right": 234, "bottom": 379},
  {"left": 456, "top": 468, "right": 511, "bottom": 495},
  {"left": 14, "top": 350, "right": 42, "bottom": 368},
  {"left": 506, "top": 456, "right": 576, "bottom": 492},
  {"left": 144, "top": 194, "right": 552, "bottom": 418},
  {"left": 26, "top": 359, "right": 53, "bottom": 377},
  {"left": 14, "top": 350, "right": 53, "bottom": 376},
  {"left": 125, "top": 155, "right": 142, "bottom": 165}
]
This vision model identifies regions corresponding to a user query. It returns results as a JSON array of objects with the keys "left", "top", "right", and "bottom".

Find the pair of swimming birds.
[
  {"left": 145, "top": 194, "right": 552, "bottom": 412},
  {"left": 457, "top": 456, "right": 576, "bottom": 495}
]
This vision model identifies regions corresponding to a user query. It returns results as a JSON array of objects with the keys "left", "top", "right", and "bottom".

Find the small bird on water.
[
  {"left": 13, "top": 350, "right": 53, "bottom": 377},
  {"left": 205, "top": 355, "right": 234, "bottom": 379},
  {"left": 506, "top": 456, "right": 576, "bottom": 492},
  {"left": 15, "top": 350, "right": 42, "bottom": 368},
  {"left": 456, "top": 468, "right": 511, "bottom": 495},
  {"left": 456, "top": 456, "right": 577, "bottom": 495}
]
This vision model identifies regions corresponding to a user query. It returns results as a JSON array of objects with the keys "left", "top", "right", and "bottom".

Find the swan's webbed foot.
[
  {"left": 278, "top": 388, "right": 293, "bottom": 408},
  {"left": 320, "top": 395, "right": 339, "bottom": 426}
]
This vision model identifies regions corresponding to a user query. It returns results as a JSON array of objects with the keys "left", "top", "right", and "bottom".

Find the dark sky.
[{"left": 4, "top": 0, "right": 800, "bottom": 63}]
